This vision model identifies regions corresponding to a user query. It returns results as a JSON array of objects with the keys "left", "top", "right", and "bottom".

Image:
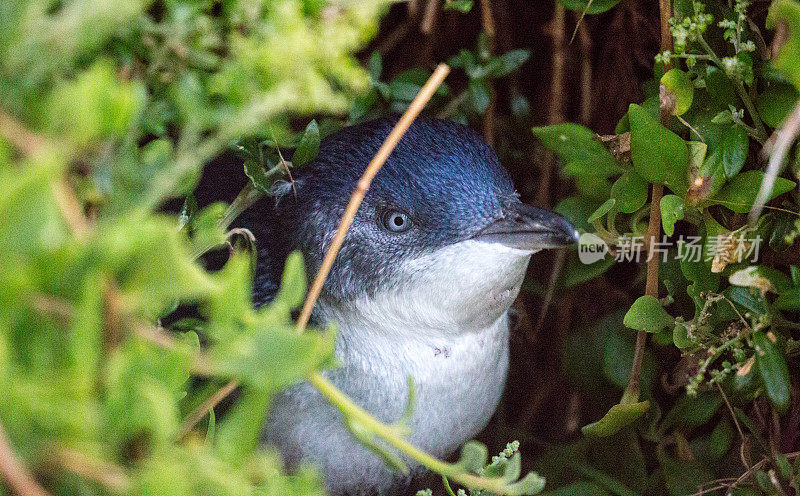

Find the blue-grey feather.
[{"left": 237, "top": 116, "right": 517, "bottom": 306}]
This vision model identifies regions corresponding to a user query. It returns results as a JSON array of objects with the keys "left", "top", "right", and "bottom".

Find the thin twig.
[
  {"left": 295, "top": 64, "right": 451, "bottom": 332},
  {"left": 569, "top": 0, "right": 594, "bottom": 44},
  {"left": 177, "top": 380, "right": 240, "bottom": 440},
  {"left": 533, "top": 247, "right": 567, "bottom": 337},
  {"left": 749, "top": 99, "right": 800, "bottom": 224},
  {"left": 716, "top": 381, "right": 750, "bottom": 471},
  {"left": 0, "top": 420, "right": 51, "bottom": 496}
]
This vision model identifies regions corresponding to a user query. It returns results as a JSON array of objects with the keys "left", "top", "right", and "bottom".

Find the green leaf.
[
  {"left": 661, "top": 392, "right": 723, "bottom": 430},
  {"left": 767, "top": 0, "right": 800, "bottom": 90},
  {"left": 563, "top": 255, "right": 614, "bottom": 287},
  {"left": 468, "top": 78, "right": 491, "bottom": 114},
  {"left": 587, "top": 198, "right": 616, "bottom": 223},
  {"left": 367, "top": 51, "right": 382, "bottom": 81},
  {"left": 581, "top": 400, "right": 650, "bottom": 437},
  {"left": 710, "top": 170, "right": 796, "bottom": 212},
  {"left": 757, "top": 83, "right": 799, "bottom": 127},
  {"left": 687, "top": 140, "right": 708, "bottom": 171},
  {"left": 694, "top": 147, "right": 727, "bottom": 201},
  {"left": 611, "top": 171, "right": 648, "bottom": 213},
  {"left": 214, "top": 386, "right": 272, "bottom": 463},
  {"left": 243, "top": 159, "right": 274, "bottom": 194},
  {"left": 721, "top": 125, "right": 748, "bottom": 178},
  {"left": 706, "top": 65, "right": 738, "bottom": 108},
  {"left": 660, "top": 195, "right": 685, "bottom": 236},
  {"left": 753, "top": 331, "right": 791, "bottom": 413},
  {"left": 275, "top": 251, "right": 307, "bottom": 310},
  {"left": 556, "top": 0, "right": 621, "bottom": 14},
  {"left": 629, "top": 104, "right": 689, "bottom": 195},
  {"left": 485, "top": 50, "right": 531, "bottom": 78},
  {"left": 775, "top": 287, "right": 800, "bottom": 310},
  {"left": 100, "top": 216, "right": 218, "bottom": 317},
  {"left": 457, "top": 441, "right": 489, "bottom": 472},
  {"left": 532, "top": 123, "right": 625, "bottom": 177},
  {"left": 672, "top": 324, "right": 692, "bottom": 349},
  {"left": 292, "top": 120, "right": 320, "bottom": 167},
  {"left": 443, "top": 0, "right": 474, "bottom": 12},
  {"left": 212, "top": 322, "right": 335, "bottom": 393},
  {"left": 623, "top": 295, "right": 674, "bottom": 333},
  {"left": 708, "top": 418, "right": 733, "bottom": 460},
  {"left": 660, "top": 69, "right": 693, "bottom": 116},
  {"left": 47, "top": 59, "right": 142, "bottom": 145}
]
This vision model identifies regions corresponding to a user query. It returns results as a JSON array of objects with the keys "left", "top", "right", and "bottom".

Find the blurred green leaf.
[
  {"left": 485, "top": 50, "right": 531, "bottom": 78},
  {"left": 661, "top": 392, "right": 723, "bottom": 431},
  {"left": 444, "top": 0, "right": 474, "bottom": 12},
  {"left": 757, "top": 83, "right": 799, "bottom": 127},
  {"left": 588, "top": 198, "right": 616, "bottom": 223},
  {"left": 767, "top": 0, "right": 800, "bottom": 90},
  {"left": 469, "top": 78, "right": 491, "bottom": 114},
  {"left": 708, "top": 418, "right": 732, "bottom": 460}
]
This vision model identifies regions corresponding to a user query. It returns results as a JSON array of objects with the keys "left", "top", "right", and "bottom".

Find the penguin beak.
[{"left": 472, "top": 202, "right": 579, "bottom": 250}]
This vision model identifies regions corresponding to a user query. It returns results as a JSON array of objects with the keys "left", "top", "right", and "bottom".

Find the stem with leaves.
[
  {"left": 696, "top": 36, "right": 767, "bottom": 143},
  {"left": 623, "top": 0, "right": 672, "bottom": 405},
  {"left": 308, "top": 372, "right": 544, "bottom": 495}
]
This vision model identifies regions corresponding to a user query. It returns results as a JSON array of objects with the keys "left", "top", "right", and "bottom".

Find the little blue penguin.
[{"left": 239, "top": 117, "right": 578, "bottom": 495}]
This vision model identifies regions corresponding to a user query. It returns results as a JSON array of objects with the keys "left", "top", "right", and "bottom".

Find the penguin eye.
[{"left": 382, "top": 211, "right": 412, "bottom": 233}]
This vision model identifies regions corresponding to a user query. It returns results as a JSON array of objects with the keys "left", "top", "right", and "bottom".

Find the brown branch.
[
  {"left": 479, "top": 0, "right": 495, "bottom": 38},
  {"left": 623, "top": 0, "right": 672, "bottom": 403},
  {"left": 577, "top": 17, "right": 593, "bottom": 125},
  {"left": 420, "top": 0, "right": 439, "bottom": 34},
  {"left": 535, "top": 2, "right": 565, "bottom": 207},
  {"left": 295, "top": 64, "right": 451, "bottom": 332},
  {"left": 480, "top": 0, "right": 496, "bottom": 146},
  {"left": 0, "top": 420, "right": 51, "bottom": 496}
]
